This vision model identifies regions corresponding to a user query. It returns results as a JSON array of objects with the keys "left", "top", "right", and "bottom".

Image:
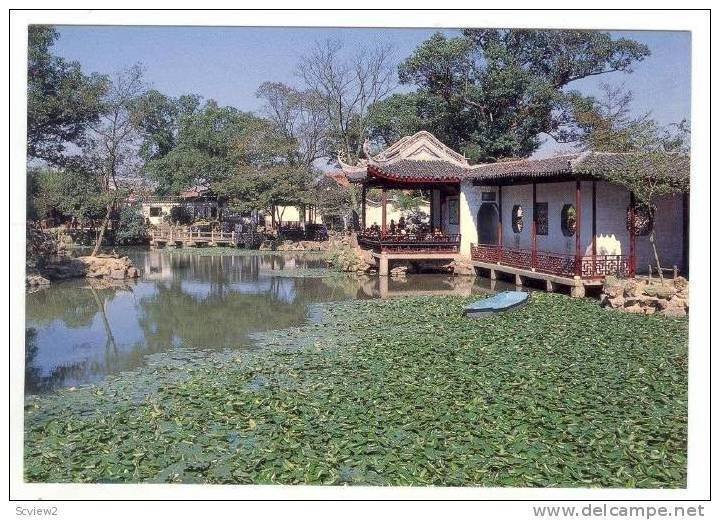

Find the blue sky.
[{"left": 54, "top": 26, "right": 691, "bottom": 158}]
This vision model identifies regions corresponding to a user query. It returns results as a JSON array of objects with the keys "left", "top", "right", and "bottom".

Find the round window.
[
  {"left": 626, "top": 205, "right": 654, "bottom": 236},
  {"left": 511, "top": 205, "right": 524, "bottom": 233},
  {"left": 561, "top": 204, "right": 577, "bottom": 237}
]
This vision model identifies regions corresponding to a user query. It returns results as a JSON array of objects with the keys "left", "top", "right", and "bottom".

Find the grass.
[{"left": 24, "top": 293, "right": 688, "bottom": 487}]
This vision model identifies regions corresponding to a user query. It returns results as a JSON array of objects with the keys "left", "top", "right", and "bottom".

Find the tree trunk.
[
  {"left": 649, "top": 230, "right": 664, "bottom": 285},
  {"left": 91, "top": 204, "right": 113, "bottom": 257}
]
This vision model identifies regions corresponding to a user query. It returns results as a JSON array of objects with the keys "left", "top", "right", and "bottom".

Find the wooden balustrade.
[
  {"left": 358, "top": 232, "right": 461, "bottom": 254},
  {"left": 470, "top": 243, "right": 630, "bottom": 279},
  {"left": 149, "top": 228, "right": 237, "bottom": 246}
]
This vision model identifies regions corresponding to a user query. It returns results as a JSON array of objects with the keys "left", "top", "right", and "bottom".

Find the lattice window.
[{"left": 535, "top": 202, "right": 548, "bottom": 235}]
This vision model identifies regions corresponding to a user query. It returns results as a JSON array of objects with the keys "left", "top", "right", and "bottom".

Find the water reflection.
[{"left": 25, "top": 250, "right": 515, "bottom": 394}]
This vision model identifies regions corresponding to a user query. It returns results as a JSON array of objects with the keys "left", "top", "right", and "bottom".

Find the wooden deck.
[{"left": 469, "top": 243, "right": 634, "bottom": 297}]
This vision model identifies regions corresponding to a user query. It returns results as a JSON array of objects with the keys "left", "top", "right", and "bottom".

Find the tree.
[
  {"left": 366, "top": 93, "right": 425, "bottom": 147},
  {"left": 114, "top": 204, "right": 148, "bottom": 245},
  {"left": 256, "top": 82, "right": 328, "bottom": 169},
  {"left": 573, "top": 86, "right": 690, "bottom": 283},
  {"left": 83, "top": 64, "right": 148, "bottom": 255},
  {"left": 135, "top": 90, "right": 202, "bottom": 162},
  {"left": 310, "top": 176, "right": 352, "bottom": 227},
  {"left": 297, "top": 39, "right": 395, "bottom": 164},
  {"left": 369, "top": 29, "right": 650, "bottom": 162},
  {"left": 143, "top": 101, "right": 286, "bottom": 195},
  {"left": 28, "top": 167, "right": 107, "bottom": 223},
  {"left": 215, "top": 165, "right": 313, "bottom": 222},
  {"left": 27, "top": 25, "right": 107, "bottom": 165},
  {"left": 572, "top": 83, "right": 685, "bottom": 154}
]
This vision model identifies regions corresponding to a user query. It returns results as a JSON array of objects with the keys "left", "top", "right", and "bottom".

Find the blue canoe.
[{"left": 463, "top": 291, "right": 529, "bottom": 318}]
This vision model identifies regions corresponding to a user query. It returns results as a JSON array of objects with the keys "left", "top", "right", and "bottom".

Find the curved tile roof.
[
  {"left": 369, "top": 160, "right": 466, "bottom": 182},
  {"left": 338, "top": 131, "right": 689, "bottom": 187}
]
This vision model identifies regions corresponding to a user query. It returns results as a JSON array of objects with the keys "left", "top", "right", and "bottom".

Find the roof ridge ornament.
[
  {"left": 371, "top": 130, "right": 469, "bottom": 166},
  {"left": 336, "top": 150, "right": 367, "bottom": 173}
]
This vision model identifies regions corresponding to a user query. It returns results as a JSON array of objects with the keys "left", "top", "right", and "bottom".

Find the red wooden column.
[
  {"left": 381, "top": 187, "right": 387, "bottom": 236},
  {"left": 591, "top": 180, "right": 597, "bottom": 277},
  {"left": 629, "top": 191, "right": 637, "bottom": 277},
  {"left": 429, "top": 188, "right": 434, "bottom": 229},
  {"left": 497, "top": 185, "right": 503, "bottom": 247},
  {"left": 575, "top": 180, "right": 582, "bottom": 276},
  {"left": 531, "top": 182, "right": 537, "bottom": 269},
  {"left": 361, "top": 185, "right": 367, "bottom": 230}
]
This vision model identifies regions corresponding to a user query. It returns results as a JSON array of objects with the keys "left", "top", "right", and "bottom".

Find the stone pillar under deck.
[
  {"left": 378, "top": 253, "right": 389, "bottom": 276},
  {"left": 570, "top": 277, "right": 586, "bottom": 298}
]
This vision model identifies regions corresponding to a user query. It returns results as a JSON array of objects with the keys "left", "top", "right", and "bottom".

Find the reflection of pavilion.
[{"left": 359, "top": 275, "right": 478, "bottom": 300}]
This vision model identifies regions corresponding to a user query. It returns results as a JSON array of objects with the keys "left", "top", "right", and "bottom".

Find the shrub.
[{"left": 114, "top": 205, "right": 148, "bottom": 245}]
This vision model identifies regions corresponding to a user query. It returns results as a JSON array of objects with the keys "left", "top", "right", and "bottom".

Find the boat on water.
[{"left": 463, "top": 291, "right": 529, "bottom": 318}]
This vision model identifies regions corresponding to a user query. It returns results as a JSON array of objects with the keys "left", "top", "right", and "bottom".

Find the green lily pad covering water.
[{"left": 24, "top": 293, "right": 687, "bottom": 487}]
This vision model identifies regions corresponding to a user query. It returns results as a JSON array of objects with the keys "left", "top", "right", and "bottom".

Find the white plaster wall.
[
  {"left": 459, "top": 181, "right": 490, "bottom": 257},
  {"left": 636, "top": 193, "right": 685, "bottom": 272},
  {"left": 462, "top": 180, "right": 685, "bottom": 271},
  {"left": 500, "top": 184, "right": 533, "bottom": 250},
  {"left": 141, "top": 201, "right": 180, "bottom": 226},
  {"left": 264, "top": 206, "right": 324, "bottom": 226}
]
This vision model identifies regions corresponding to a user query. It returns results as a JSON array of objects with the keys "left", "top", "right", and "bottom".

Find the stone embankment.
[
  {"left": 600, "top": 276, "right": 688, "bottom": 317},
  {"left": 259, "top": 239, "right": 331, "bottom": 252}
]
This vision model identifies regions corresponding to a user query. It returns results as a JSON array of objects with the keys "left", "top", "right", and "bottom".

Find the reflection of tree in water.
[
  {"left": 25, "top": 283, "right": 139, "bottom": 393},
  {"left": 137, "top": 283, "right": 305, "bottom": 349},
  {"left": 25, "top": 283, "right": 110, "bottom": 328},
  {"left": 24, "top": 252, "right": 370, "bottom": 393}
]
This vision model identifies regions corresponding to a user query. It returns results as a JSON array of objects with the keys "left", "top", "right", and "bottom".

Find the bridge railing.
[{"left": 150, "top": 229, "right": 236, "bottom": 243}]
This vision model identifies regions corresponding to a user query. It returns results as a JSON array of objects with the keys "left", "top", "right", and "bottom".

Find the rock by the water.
[
  {"left": 601, "top": 277, "right": 689, "bottom": 317},
  {"left": 450, "top": 259, "right": 476, "bottom": 277},
  {"left": 26, "top": 272, "right": 50, "bottom": 287},
  {"left": 37, "top": 254, "right": 140, "bottom": 284}
]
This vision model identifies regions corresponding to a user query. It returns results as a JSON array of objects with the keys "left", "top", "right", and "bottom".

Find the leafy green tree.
[
  {"left": 369, "top": 30, "right": 650, "bottom": 162},
  {"left": 365, "top": 93, "right": 426, "bottom": 147},
  {"left": 309, "top": 175, "right": 353, "bottom": 227},
  {"left": 28, "top": 167, "right": 107, "bottom": 222},
  {"left": 114, "top": 204, "right": 148, "bottom": 244},
  {"left": 135, "top": 90, "right": 202, "bottom": 162},
  {"left": 27, "top": 26, "right": 107, "bottom": 165},
  {"left": 144, "top": 101, "right": 290, "bottom": 195},
  {"left": 167, "top": 206, "right": 193, "bottom": 226}
]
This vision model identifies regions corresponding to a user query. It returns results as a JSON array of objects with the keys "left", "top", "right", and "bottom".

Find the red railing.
[
  {"left": 470, "top": 243, "right": 630, "bottom": 279},
  {"left": 358, "top": 232, "right": 461, "bottom": 254}
]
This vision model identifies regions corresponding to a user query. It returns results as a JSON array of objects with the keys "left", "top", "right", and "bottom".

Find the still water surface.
[{"left": 25, "top": 250, "right": 510, "bottom": 394}]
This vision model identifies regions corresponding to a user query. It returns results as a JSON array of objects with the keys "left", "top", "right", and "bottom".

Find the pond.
[{"left": 25, "top": 250, "right": 513, "bottom": 394}]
